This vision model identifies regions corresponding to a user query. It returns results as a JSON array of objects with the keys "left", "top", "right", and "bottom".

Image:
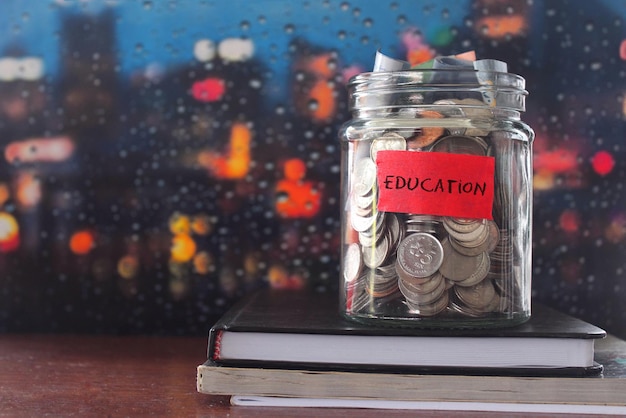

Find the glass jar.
[{"left": 339, "top": 69, "right": 534, "bottom": 328}]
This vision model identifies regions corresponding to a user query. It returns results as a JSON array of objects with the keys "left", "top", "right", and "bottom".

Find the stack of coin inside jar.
[{"left": 343, "top": 101, "right": 524, "bottom": 322}]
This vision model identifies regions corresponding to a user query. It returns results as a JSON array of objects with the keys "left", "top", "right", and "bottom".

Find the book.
[
  {"left": 229, "top": 396, "right": 626, "bottom": 415},
  {"left": 197, "top": 334, "right": 626, "bottom": 413},
  {"left": 205, "top": 289, "right": 606, "bottom": 375}
]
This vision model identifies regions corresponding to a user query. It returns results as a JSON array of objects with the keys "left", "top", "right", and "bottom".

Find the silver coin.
[
  {"left": 376, "top": 262, "right": 397, "bottom": 280},
  {"left": 443, "top": 217, "right": 484, "bottom": 234},
  {"left": 485, "top": 221, "right": 501, "bottom": 253},
  {"left": 396, "top": 233, "right": 444, "bottom": 278},
  {"left": 454, "top": 252, "right": 490, "bottom": 287},
  {"left": 399, "top": 274, "right": 446, "bottom": 305},
  {"left": 406, "top": 214, "right": 441, "bottom": 224},
  {"left": 405, "top": 290, "right": 449, "bottom": 316},
  {"left": 455, "top": 278, "right": 496, "bottom": 309},
  {"left": 350, "top": 210, "right": 375, "bottom": 232},
  {"left": 395, "top": 261, "right": 437, "bottom": 285},
  {"left": 362, "top": 233, "right": 389, "bottom": 269},
  {"left": 431, "top": 134, "right": 487, "bottom": 156},
  {"left": 449, "top": 234, "right": 491, "bottom": 257},
  {"left": 439, "top": 237, "right": 484, "bottom": 282},
  {"left": 370, "top": 132, "right": 407, "bottom": 162},
  {"left": 351, "top": 187, "right": 376, "bottom": 210},
  {"left": 352, "top": 158, "right": 377, "bottom": 197},
  {"left": 399, "top": 271, "right": 444, "bottom": 296},
  {"left": 366, "top": 275, "right": 399, "bottom": 298},
  {"left": 343, "top": 243, "right": 363, "bottom": 283},
  {"left": 386, "top": 213, "right": 402, "bottom": 250},
  {"left": 450, "top": 222, "right": 489, "bottom": 244},
  {"left": 351, "top": 209, "right": 384, "bottom": 233}
]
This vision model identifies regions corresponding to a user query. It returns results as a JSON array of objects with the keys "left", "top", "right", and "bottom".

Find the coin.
[
  {"left": 443, "top": 217, "right": 484, "bottom": 234},
  {"left": 370, "top": 132, "right": 407, "bottom": 161},
  {"left": 455, "top": 278, "right": 496, "bottom": 309},
  {"left": 405, "top": 290, "right": 449, "bottom": 316},
  {"left": 350, "top": 209, "right": 375, "bottom": 232},
  {"left": 431, "top": 134, "right": 488, "bottom": 156},
  {"left": 362, "top": 232, "right": 389, "bottom": 269},
  {"left": 449, "top": 234, "right": 490, "bottom": 257},
  {"left": 454, "top": 252, "right": 490, "bottom": 287},
  {"left": 343, "top": 243, "right": 362, "bottom": 283},
  {"left": 406, "top": 110, "right": 445, "bottom": 150},
  {"left": 438, "top": 237, "right": 484, "bottom": 282},
  {"left": 352, "top": 158, "right": 377, "bottom": 196},
  {"left": 396, "top": 233, "right": 444, "bottom": 278},
  {"left": 399, "top": 274, "right": 446, "bottom": 305},
  {"left": 398, "top": 274, "right": 447, "bottom": 303},
  {"left": 351, "top": 187, "right": 376, "bottom": 210}
]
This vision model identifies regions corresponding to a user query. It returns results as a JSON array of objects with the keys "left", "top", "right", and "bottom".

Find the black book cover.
[{"left": 207, "top": 289, "right": 606, "bottom": 376}]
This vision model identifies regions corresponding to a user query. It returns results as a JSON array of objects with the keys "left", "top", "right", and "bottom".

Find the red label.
[{"left": 376, "top": 151, "right": 495, "bottom": 220}]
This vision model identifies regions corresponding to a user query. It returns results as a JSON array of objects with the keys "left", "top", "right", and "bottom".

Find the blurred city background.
[{"left": 0, "top": 0, "right": 625, "bottom": 337}]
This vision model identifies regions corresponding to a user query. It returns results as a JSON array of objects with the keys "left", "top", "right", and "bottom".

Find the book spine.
[
  {"left": 211, "top": 330, "right": 224, "bottom": 360},
  {"left": 206, "top": 291, "right": 261, "bottom": 360}
]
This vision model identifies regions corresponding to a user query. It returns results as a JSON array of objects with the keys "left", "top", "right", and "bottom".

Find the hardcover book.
[
  {"left": 205, "top": 289, "right": 606, "bottom": 375},
  {"left": 198, "top": 335, "right": 626, "bottom": 414}
]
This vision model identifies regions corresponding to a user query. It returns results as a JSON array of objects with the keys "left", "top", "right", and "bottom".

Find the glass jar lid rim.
[{"left": 348, "top": 70, "right": 527, "bottom": 91}]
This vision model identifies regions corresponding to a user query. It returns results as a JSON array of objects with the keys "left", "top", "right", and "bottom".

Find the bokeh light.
[
  {"left": 591, "top": 150, "right": 615, "bottom": 176},
  {"left": 69, "top": 230, "right": 95, "bottom": 255},
  {"left": 170, "top": 233, "right": 197, "bottom": 263},
  {"left": 0, "top": 212, "right": 19, "bottom": 253}
]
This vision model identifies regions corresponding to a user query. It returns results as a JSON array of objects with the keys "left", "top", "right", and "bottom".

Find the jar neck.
[
  {"left": 348, "top": 70, "right": 528, "bottom": 117},
  {"left": 352, "top": 105, "right": 521, "bottom": 121}
]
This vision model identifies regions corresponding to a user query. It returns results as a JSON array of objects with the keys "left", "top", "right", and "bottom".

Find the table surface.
[{"left": 0, "top": 334, "right": 610, "bottom": 417}]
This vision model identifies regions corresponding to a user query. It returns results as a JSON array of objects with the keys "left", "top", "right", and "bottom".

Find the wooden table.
[{"left": 0, "top": 335, "right": 609, "bottom": 417}]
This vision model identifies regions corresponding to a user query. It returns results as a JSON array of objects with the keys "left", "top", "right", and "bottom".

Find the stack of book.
[{"left": 197, "top": 289, "right": 626, "bottom": 415}]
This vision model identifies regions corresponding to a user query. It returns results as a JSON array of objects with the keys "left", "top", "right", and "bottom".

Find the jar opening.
[{"left": 348, "top": 70, "right": 528, "bottom": 112}]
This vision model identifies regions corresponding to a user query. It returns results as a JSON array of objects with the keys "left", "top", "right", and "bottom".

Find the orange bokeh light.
[
  {"left": 306, "top": 53, "right": 335, "bottom": 79},
  {"left": 475, "top": 15, "right": 527, "bottom": 39},
  {"left": 275, "top": 159, "right": 321, "bottom": 219},
  {"left": 117, "top": 255, "right": 140, "bottom": 280},
  {"left": 4, "top": 136, "right": 74, "bottom": 164},
  {"left": 170, "top": 233, "right": 197, "bottom": 263},
  {"left": 193, "top": 251, "right": 213, "bottom": 274},
  {"left": 69, "top": 230, "right": 95, "bottom": 255},
  {"left": 198, "top": 123, "right": 251, "bottom": 179},
  {"left": 169, "top": 212, "right": 191, "bottom": 235},
  {"left": 191, "top": 214, "right": 213, "bottom": 236},
  {"left": 308, "top": 79, "right": 335, "bottom": 122},
  {"left": 284, "top": 158, "right": 306, "bottom": 181},
  {"left": 0, "top": 212, "right": 19, "bottom": 252},
  {"left": 0, "top": 183, "right": 10, "bottom": 206}
]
